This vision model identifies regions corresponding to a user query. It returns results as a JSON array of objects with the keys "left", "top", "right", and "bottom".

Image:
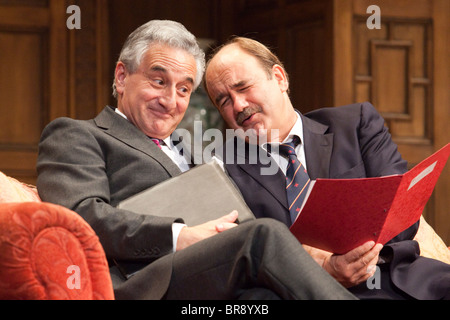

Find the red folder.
[{"left": 289, "top": 143, "right": 450, "bottom": 254}]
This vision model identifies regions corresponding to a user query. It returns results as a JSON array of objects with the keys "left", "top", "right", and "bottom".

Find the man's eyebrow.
[
  {"left": 185, "top": 77, "right": 195, "bottom": 86},
  {"left": 231, "top": 80, "right": 247, "bottom": 89},
  {"left": 151, "top": 65, "right": 166, "bottom": 72},
  {"left": 215, "top": 93, "right": 226, "bottom": 106},
  {"left": 150, "top": 65, "right": 194, "bottom": 86},
  {"left": 214, "top": 81, "right": 247, "bottom": 105}
]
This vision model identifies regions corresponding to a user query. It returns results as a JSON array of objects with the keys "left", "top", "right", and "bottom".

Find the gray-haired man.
[{"left": 37, "top": 20, "right": 355, "bottom": 300}]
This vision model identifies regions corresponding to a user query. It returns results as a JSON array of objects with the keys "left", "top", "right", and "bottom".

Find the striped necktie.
[{"left": 278, "top": 136, "right": 311, "bottom": 224}]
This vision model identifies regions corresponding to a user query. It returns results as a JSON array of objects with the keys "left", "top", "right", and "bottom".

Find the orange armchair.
[{"left": 0, "top": 173, "right": 113, "bottom": 300}]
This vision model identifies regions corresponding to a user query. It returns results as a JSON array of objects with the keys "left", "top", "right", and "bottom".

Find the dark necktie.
[{"left": 278, "top": 136, "right": 311, "bottom": 224}]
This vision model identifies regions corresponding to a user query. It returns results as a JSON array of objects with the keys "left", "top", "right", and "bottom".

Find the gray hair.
[{"left": 112, "top": 20, "right": 205, "bottom": 98}]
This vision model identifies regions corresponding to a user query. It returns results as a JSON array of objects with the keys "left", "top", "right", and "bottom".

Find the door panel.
[{"left": 0, "top": 0, "right": 109, "bottom": 184}]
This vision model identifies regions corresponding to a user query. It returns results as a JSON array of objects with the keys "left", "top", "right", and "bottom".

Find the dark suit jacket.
[
  {"left": 37, "top": 106, "right": 186, "bottom": 299},
  {"left": 37, "top": 105, "right": 360, "bottom": 301},
  {"left": 224, "top": 102, "right": 410, "bottom": 227},
  {"left": 223, "top": 102, "right": 450, "bottom": 299}
]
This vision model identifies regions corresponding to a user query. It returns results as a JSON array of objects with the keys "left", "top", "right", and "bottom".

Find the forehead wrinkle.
[
  {"left": 207, "top": 52, "right": 254, "bottom": 106},
  {"left": 141, "top": 47, "right": 196, "bottom": 85},
  {"left": 209, "top": 64, "right": 244, "bottom": 90},
  {"left": 150, "top": 56, "right": 195, "bottom": 74},
  {"left": 149, "top": 65, "right": 195, "bottom": 86}
]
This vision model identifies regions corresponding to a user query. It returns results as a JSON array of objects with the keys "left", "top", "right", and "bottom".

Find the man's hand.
[
  {"left": 317, "top": 241, "right": 382, "bottom": 288},
  {"left": 176, "top": 210, "right": 239, "bottom": 251}
]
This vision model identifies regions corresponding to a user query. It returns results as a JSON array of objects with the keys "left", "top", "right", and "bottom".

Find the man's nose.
[
  {"left": 159, "top": 86, "right": 177, "bottom": 109},
  {"left": 232, "top": 94, "right": 249, "bottom": 113}
]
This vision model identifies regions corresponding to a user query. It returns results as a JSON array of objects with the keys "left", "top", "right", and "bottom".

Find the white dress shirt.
[{"left": 261, "top": 112, "right": 308, "bottom": 173}]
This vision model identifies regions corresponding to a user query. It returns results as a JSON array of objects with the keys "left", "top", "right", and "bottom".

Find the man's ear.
[
  {"left": 114, "top": 62, "right": 128, "bottom": 95},
  {"left": 272, "top": 64, "right": 289, "bottom": 93}
]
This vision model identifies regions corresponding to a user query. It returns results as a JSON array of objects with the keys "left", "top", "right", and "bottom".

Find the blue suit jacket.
[
  {"left": 223, "top": 102, "right": 450, "bottom": 299},
  {"left": 225, "top": 102, "right": 410, "bottom": 227}
]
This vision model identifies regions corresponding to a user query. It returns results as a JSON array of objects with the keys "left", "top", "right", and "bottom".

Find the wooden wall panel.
[
  {"left": 286, "top": 21, "right": 330, "bottom": 113},
  {"left": 68, "top": 0, "right": 110, "bottom": 119},
  {"left": 224, "top": 0, "right": 333, "bottom": 113},
  {"left": 372, "top": 40, "right": 411, "bottom": 115},
  {"left": 0, "top": 1, "right": 53, "bottom": 184},
  {"left": 0, "top": 31, "right": 46, "bottom": 146},
  {"left": 430, "top": 0, "right": 450, "bottom": 243},
  {"left": 354, "top": 19, "right": 433, "bottom": 146},
  {"left": 352, "top": 0, "right": 450, "bottom": 242},
  {"left": 0, "top": 0, "right": 109, "bottom": 184}
]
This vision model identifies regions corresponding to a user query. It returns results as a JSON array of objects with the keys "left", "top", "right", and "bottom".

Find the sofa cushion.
[
  {"left": 0, "top": 171, "right": 40, "bottom": 203},
  {"left": 0, "top": 202, "right": 113, "bottom": 299},
  {"left": 414, "top": 215, "right": 450, "bottom": 264}
]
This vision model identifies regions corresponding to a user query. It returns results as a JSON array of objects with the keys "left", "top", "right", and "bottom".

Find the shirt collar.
[
  {"left": 115, "top": 107, "right": 127, "bottom": 119},
  {"left": 285, "top": 111, "right": 304, "bottom": 145},
  {"left": 261, "top": 111, "right": 304, "bottom": 150}
]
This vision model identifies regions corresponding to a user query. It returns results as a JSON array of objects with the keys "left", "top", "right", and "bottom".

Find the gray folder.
[{"left": 117, "top": 159, "right": 255, "bottom": 226}]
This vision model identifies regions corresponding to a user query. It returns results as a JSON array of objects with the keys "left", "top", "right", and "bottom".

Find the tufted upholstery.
[{"left": 0, "top": 172, "right": 113, "bottom": 300}]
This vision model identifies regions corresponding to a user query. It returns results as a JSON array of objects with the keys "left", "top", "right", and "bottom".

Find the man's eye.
[
  {"left": 220, "top": 98, "right": 230, "bottom": 108},
  {"left": 153, "top": 79, "right": 164, "bottom": 86},
  {"left": 178, "top": 87, "right": 191, "bottom": 96}
]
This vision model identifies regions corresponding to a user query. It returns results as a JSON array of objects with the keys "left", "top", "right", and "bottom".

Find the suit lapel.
[
  {"left": 240, "top": 162, "right": 288, "bottom": 208},
  {"left": 229, "top": 138, "right": 289, "bottom": 210},
  {"left": 94, "top": 106, "right": 182, "bottom": 177},
  {"left": 301, "top": 114, "right": 333, "bottom": 179}
]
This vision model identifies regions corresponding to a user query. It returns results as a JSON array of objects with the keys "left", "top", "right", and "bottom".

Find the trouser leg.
[{"left": 164, "top": 218, "right": 356, "bottom": 300}]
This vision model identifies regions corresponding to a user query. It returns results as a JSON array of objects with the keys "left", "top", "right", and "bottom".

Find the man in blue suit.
[
  {"left": 37, "top": 21, "right": 356, "bottom": 300},
  {"left": 204, "top": 36, "right": 450, "bottom": 299}
]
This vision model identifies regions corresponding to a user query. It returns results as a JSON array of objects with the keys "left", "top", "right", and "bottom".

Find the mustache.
[{"left": 236, "top": 106, "right": 262, "bottom": 126}]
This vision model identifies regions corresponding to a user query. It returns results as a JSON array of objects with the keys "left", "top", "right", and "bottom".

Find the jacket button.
[{"left": 133, "top": 247, "right": 160, "bottom": 257}]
